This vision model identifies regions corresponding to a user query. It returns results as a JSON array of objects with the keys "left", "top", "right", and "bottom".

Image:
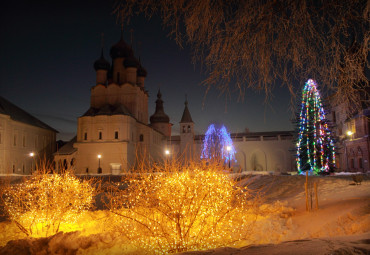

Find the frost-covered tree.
[
  {"left": 115, "top": 0, "right": 369, "bottom": 112},
  {"left": 296, "top": 79, "right": 336, "bottom": 175}
]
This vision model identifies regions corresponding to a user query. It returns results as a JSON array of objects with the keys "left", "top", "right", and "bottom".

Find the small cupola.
[
  {"left": 150, "top": 90, "right": 170, "bottom": 124},
  {"left": 93, "top": 49, "right": 110, "bottom": 71},
  {"left": 124, "top": 56, "right": 139, "bottom": 68}
]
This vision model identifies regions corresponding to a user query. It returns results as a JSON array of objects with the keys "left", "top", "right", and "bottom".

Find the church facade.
[{"left": 55, "top": 34, "right": 296, "bottom": 174}]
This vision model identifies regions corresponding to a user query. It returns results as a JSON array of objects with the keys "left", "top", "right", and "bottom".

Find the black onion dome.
[
  {"left": 110, "top": 38, "right": 134, "bottom": 59},
  {"left": 124, "top": 56, "right": 139, "bottom": 68},
  {"left": 93, "top": 50, "right": 110, "bottom": 71}
]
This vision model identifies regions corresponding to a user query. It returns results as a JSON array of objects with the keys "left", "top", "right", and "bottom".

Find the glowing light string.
[
  {"left": 201, "top": 124, "right": 236, "bottom": 164},
  {"left": 296, "top": 79, "right": 335, "bottom": 174}
]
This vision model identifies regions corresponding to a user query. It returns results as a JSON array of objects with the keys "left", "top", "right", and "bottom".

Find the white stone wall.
[
  {"left": 171, "top": 133, "right": 295, "bottom": 173},
  {"left": 0, "top": 114, "right": 56, "bottom": 174}
]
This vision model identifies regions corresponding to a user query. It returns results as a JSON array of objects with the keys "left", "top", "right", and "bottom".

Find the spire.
[
  {"left": 94, "top": 33, "right": 110, "bottom": 71},
  {"left": 150, "top": 89, "right": 170, "bottom": 124},
  {"left": 120, "top": 18, "right": 124, "bottom": 41},
  {"left": 180, "top": 95, "right": 193, "bottom": 123}
]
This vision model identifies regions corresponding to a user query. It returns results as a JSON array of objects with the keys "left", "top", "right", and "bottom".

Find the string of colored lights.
[
  {"left": 296, "top": 79, "right": 335, "bottom": 174},
  {"left": 201, "top": 124, "right": 236, "bottom": 164}
]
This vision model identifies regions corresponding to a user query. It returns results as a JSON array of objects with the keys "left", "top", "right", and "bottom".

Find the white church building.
[{"left": 55, "top": 34, "right": 295, "bottom": 174}]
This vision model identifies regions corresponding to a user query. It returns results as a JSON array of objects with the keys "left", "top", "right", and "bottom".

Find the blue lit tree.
[{"left": 201, "top": 124, "right": 236, "bottom": 164}]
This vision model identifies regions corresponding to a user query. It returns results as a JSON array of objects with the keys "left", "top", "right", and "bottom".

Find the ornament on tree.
[{"left": 296, "top": 79, "right": 335, "bottom": 174}]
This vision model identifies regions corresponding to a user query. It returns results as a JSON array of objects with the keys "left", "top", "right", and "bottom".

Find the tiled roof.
[{"left": 54, "top": 136, "right": 77, "bottom": 155}]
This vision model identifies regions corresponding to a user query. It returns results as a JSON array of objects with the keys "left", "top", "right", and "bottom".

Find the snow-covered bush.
[
  {"left": 1, "top": 167, "right": 96, "bottom": 237},
  {"left": 108, "top": 161, "right": 260, "bottom": 254}
]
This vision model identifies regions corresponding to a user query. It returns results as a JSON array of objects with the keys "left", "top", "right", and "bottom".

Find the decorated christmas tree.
[
  {"left": 201, "top": 124, "right": 236, "bottom": 165},
  {"left": 296, "top": 79, "right": 336, "bottom": 174}
]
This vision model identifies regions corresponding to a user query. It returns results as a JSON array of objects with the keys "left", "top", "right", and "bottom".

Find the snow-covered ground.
[{"left": 0, "top": 174, "right": 369, "bottom": 254}]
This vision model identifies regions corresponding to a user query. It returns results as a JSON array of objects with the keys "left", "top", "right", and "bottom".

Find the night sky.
[{"left": 1, "top": 0, "right": 295, "bottom": 141}]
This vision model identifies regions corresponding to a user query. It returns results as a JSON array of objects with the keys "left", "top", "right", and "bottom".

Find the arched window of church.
[
  {"left": 115, "top": 131, "right": 119, "bottom": 139},
  {"left": 182, "top": 126, "right": 186, "bottom": 133},
  {"left": 187, "top": 125, "right": 191, "bottom": 132},
  {"left": 359, "top": 158, "right": 363, "bottom": 169},
  {"left": 99, "top": 131, "right": 102, "bottom": 140},
  {"left": 140, "top": 134, "right": 144, "bottom": 142}
]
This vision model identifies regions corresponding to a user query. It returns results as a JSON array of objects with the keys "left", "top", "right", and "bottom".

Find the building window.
[
  {"left": 188, "top": 125, "right": 191, "bottom": 132},
  {"left": 99, "top": 131, "right": 102, "bottom": 140},
  {"left": 22, "top": 165, "right": 25, "bottom": 173},
  {"left": 23, "top": 135, "right": 26, "bottom": 147},
  {"left": 359, "top": 158, "right": 363, "bottom": 169},
  {"left": 332, "top": 111, "right": 336, "bottom": 123},
  {"left": 84, "top": 132, "right": 87, "bottom": 140},
  {"left": 13, "top": 165, "right": 15, "bottom": 173},
  {"left": 86, "top": 167, "right": 89, "bottom": 173},
  {"left": 182, "top": 126, "right": 186, "bottom": 133},
  {"left": 70, "top": 158, "right": 75, "bottom": 166},
  {"left": 350, "top": 158, "right": 354, "bottom": 169},
  {"left": 13, "top": 135, "right": 17, "bottom": 146},
  {"left": 115, "top": 131, "right": 119, "bottom": 139},
  {"left": 140, "top": 134, "right": 144, "bottom": 142}
]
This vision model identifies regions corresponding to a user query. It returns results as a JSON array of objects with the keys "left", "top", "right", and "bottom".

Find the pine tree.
[{"left": 296, "top": 79, "right": 336, "bottom": 174}]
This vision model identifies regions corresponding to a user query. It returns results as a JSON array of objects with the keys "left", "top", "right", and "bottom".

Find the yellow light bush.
[
  {"left": 108, "top": 162, "right": 259, "bottom": 254},
  {"left": 1, "top": 168, "right": 95, "bottom": 237}
]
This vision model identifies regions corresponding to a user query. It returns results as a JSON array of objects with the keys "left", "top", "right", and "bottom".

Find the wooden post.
[
  {"left": 305, "top": 171, "right": 309, "bottom": 211},
  {"left": 314, "top": 182, "right": 318, "bottom": 210}
]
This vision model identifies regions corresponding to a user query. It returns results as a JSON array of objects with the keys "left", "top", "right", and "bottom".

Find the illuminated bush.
[
  {"left": 1, "top": 169, "right": 95, "bottom": 237},
  {"left": 108, "top": 162, "right": 258, "bottom": 254}
]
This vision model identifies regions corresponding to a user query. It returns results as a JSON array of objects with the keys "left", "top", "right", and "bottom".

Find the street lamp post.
[
  {"left": 226, "top": 146, "right": 231, "bottom": 169},
  {"left": 165, "top": 149, "right": 170, "bottom": 164},
  {"left": 97, "top": 154, "right": 102, "bottom": 174},
  {"left": 29, "top": 152, "right": 35, "bottom": 174}
]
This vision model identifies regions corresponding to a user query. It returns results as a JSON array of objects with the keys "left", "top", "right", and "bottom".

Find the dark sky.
[{"left": 1, "top": 0, "right": 295, "bottom": 141}]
